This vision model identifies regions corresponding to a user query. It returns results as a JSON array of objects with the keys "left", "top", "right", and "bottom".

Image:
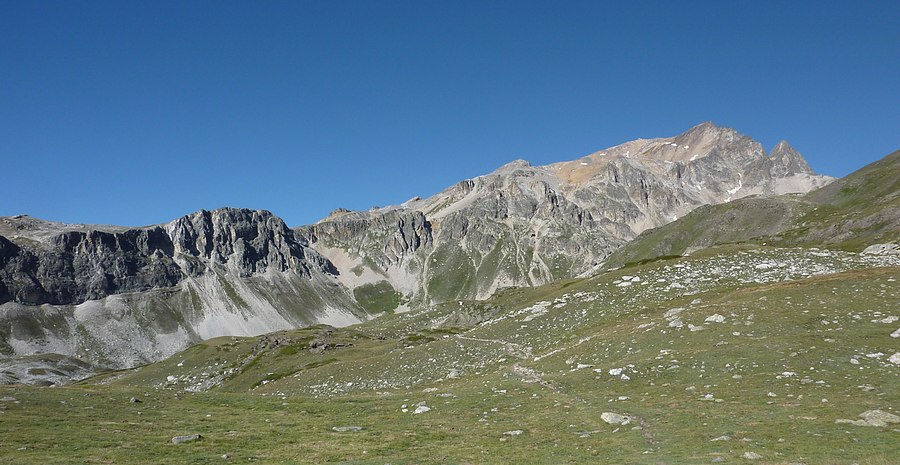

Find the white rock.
[
  {"left": 705, "top": 314, "right": 726, "bottom": 323},
  {"left": 412, "top": 406, "right": 431, "bottom": 414},
  {"left": 601, "top": 412, "right": 631, "bottom": 425},
  {"left": 891, "top": 328, "right": 900, "bottom": 338},
  {"left": 861, "top": 243, "right": 899, "bottom": 255},
  {"left": 503, "top": 430, "right": 524, "bottom": 436},
  {"left": 742, "top": 451, "right": 763, "bottom": 460},
  {"left": 888, "top": 353, "right": 900, "bottom": 365},
  {"left": 664, "top": 308, "right": 685, "bottom": 319},
  {"left": 858, "top": 409, "right": 900, "bottom": 426}
]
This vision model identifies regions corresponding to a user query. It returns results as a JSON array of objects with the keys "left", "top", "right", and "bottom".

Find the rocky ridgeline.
[
  {"left": 304, "top": 122, "right": 833, "bottom": 305},
  {"left": 0, "top": 208, "right": 334, "bottom": 306},
  {"left": 0, "top": 209, "right": 364, "bottom": 383}
]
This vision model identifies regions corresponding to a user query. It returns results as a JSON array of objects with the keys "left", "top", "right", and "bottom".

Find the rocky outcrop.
[
  {"left": 297, "top": 209, "right": 432, "bottom": 270},
  {"left": 0, "top": 209, "right": 337, "bottom": 307},
  {"left": 0, "top": 228, "right": 182, "bottom": 305},
  {"left": 0, "top": 208, "right": 366, "bottom": 383}
]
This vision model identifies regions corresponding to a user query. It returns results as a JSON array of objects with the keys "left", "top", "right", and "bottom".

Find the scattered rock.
[
  {"left": 171, "top": 434, "right": 202, "bottom": 445},
  {"left": 835, "top": 410, "right": 900, "bottom": 427},
  {"left": 601, "top": 412, "right": 632, "bottom": 425},
  {"left": 711, "top": 435, "right": 731, "bottom": 442},
  {"left": 413, "top": 405, "right": 431, "bottom": 414},
  {"left": 742, "top": 451, "right": 763, "bottom": 460},
  {"left": 129, "top": 397, "right": 142, "bottom": 403},
  {"left": 705, "top": 314, "right": 726, "bottom": 323},
  {"left": 447, "top": 369, "right": 460, "bottom": 379},
  {"left": 859, "top": 410, "right": 900, "bottom": 427},
  {"left": 889, "top": 353, "right": 900, "bottom": 365},
  {"left": 503, "top": 430, "right": 524, "bottom": 436},
  {"left": 331, "top": 426, "right": 364, "bottom": 432}
]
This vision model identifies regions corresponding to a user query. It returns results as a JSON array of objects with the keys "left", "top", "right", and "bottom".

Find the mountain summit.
[{"left": 302, "top": 123, "right": 832, "bottom": 305}]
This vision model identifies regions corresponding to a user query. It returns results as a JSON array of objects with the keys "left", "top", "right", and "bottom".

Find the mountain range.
[
  {"left": 0, "top": 122, "right": 837, "bottom": 383},
  {"left": 2, "top": 123, "right": 898, "bottom": 465}
]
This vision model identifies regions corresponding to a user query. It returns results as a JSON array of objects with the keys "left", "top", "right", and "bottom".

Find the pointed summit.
[
  {"left": 676, "top": 121, "right": 737, "bottom": 142},
  {"left": 769, "top": 140, "right": 813, "bottom": 176},
  {"left": 492, "top": 158, "right": 533, "bottom": 175}
]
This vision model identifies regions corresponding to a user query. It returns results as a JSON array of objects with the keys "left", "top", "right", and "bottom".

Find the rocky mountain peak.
[
  {"left": 165, "top": 207, "right": 324, "bottom": 278},
  {"left": 768, "top": 140, "right": 812, "bottom": 176},
  {"left": 491, "top": 159, "right": 534, "bottom": 176}
]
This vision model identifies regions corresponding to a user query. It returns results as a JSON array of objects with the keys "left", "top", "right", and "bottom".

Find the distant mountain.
[
  {"left": 603, "top": 150, "right": 899, "bottom": 269},
  {"left": 300, "top": 122, "right": 833, "bottom": 306},
  {"left": 0, "top": 122, "right": 835, "bottom": 384}
]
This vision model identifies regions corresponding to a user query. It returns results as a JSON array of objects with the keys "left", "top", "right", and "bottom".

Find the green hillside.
[
  {"left": 2, "top": 245, "right": 897, "bottom": 464},
  {"left": 604, "top": 150, "right": 900, "bottom": 269}
]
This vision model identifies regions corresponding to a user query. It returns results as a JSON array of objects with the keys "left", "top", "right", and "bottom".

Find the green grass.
[
  {"left": 352, "top": 281, "right": 401, "bottom": 314},
  {"left": 3, "top": 247, "right": 898, "bottom": 464}
]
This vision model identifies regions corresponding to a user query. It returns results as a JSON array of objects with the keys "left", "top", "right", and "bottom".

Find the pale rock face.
[{"left": 302, "top": 123, "right": 832, "bottom": 306}]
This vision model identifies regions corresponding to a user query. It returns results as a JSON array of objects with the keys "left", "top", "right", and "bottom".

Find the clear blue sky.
[{"left": 2, "top": 1, "right": 897, "bottom": 227}]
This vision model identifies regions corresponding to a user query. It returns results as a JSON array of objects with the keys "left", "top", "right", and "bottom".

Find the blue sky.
[{"left": 2, "top": 1, "right": 897, "bottom": 227}]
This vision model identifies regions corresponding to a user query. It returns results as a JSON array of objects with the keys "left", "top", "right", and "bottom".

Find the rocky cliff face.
[
  {"left": 0, "top": 209, "right": 365, "bottom": 383},
  {"left": 301, "top": 123, "right": 833, "bottom": 306}
]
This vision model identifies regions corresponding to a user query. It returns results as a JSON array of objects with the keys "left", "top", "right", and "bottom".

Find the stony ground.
[{"left": 1, "top": 245, "right": 898, "bottom": 464}]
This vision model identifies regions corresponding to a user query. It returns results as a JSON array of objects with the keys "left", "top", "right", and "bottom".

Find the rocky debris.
[
  {"left": 331, "top": 426, "right": 364, "bottom": 432},
  {"left": 601, "top": 412, "right": 633, "bottom": 425},
  {"left": 705, "top": 314, "right": 726, "bottom": 323},
  {"left": 862, "top": 243, "right": 899, "bottom": 255},
  {"left": 835, "top": 410, "right": 900, "bottom": 427},
  {"left": 412, "top": 405, "right": 431, "bottom": 414},
  {"left": 503, "top": 430, "right": 524, "bottom": 436},
  {"left": 171, "top": 434, "right": 202, "bottom": 445},
  {"left": 742, "top": 451, "right": 763, "bottom": 460},
  {"left": 129, "top": 397, "right": 141, "bottom": 403}
]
